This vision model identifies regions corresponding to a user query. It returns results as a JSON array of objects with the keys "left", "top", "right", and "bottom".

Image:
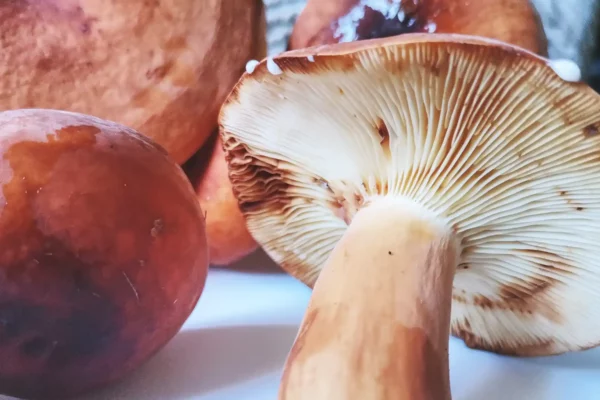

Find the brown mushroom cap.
[
  {"left": 220, "top": 33, "right": 600, "bottom": 356},
  {"left": 0, "top": 109, "right": 208, "bottom": 398},
  {"left": 0, "top": 0, "right": 266, "bottom": 164},
  {"left": 289, "top": 0, "right": 548, "bottom": 56},
  {"left": 184, "top": 133, "right": 258, "bottom": 266}
]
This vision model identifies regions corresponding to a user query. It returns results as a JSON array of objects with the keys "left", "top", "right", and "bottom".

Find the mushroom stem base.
[{"left": 278, "top": 197, "right": 459, "bottom": 400}]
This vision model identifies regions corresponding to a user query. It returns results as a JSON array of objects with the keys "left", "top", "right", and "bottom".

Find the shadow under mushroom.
[
  {"left": 456, "top": 361, "right": 551, "bottom": 400},
  {"left": 75, "top": 324, "right": 299, "bottom": 400},
  {"left": 212, "top": 248, "right": 284, "bottom": 274},
  {"left": 522, "top": 346, "right": 600, "bottom": 370}
]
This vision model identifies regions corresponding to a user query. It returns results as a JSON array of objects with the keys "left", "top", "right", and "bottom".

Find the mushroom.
[
  {"left": 0, "top": 109, "right": 208, "bottom": 399},
  {"left": 183, "top": 133, "right": 258, "bottom": 266},
  {"left": 0, "top": 0, "right": 266, "bottom": 164},
  {"left": 288, "top": 0, "right": 548, "bottom": 56},
  {"left": 219, "top": 33, "right": 600, "bottom": 399}
]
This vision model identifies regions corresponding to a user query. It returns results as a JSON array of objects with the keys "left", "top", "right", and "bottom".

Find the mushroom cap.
[
  {"left": 0, "top": 108, "right": 208, "bottom": 398},
  {"left": 0, "top": 0, "right": 266, "bottom": 164},
  {"left": 183, "top": 133, "right": 258, "bottom": 266},
  {"left": 219, "top": 33, "right": 600, "bottom": 356},
  {"left": 289, "top": 0, "right": 548, "bottom": 56}
]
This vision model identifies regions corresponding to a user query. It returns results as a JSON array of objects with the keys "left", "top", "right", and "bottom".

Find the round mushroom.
[
  {"left": 184, "top": 133, "right": 258, "bottom": 266},
  {"left": 220, "top": 33, "right": 600, "bottom": 399},
  {"left": 0, "top": 109, "right": 208, "bottom": 399},
  {"left": 0, "top": 0, "right": 266, "bottom": 164},
  {"left": 289, "top": 0, "right": 548, "bottom": 55}
]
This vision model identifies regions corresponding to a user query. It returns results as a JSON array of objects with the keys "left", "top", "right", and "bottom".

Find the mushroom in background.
[
  {"left": 220, "top": 34, "right": 600, "bottom": 399},
  {"left": 183, "top": 133, "right": 258, "bottom": 266},
  {"left": 288, "top": 0, "right": 548, "bottom": 55},
  {"left": 0, "top": 0, "right": 266, "bottom": 164},
  {"left": 181, "top": 1, "right": 268, "bottom": 267},
  {"left": 0, "top": 109, "right": 209, "bottom": 399}
]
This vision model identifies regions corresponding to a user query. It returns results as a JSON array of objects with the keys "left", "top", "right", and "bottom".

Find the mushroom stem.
[{"left": 279, "top": 197, "right": 459, "bottom": 400}]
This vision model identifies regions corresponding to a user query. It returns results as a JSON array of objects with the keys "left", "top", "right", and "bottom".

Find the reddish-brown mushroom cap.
[
  {"left": 0, "top": 109, "right": 208, "bottom": 399},
  {"left": 289, "top": 0, "right": 548, "bottom": 56},
  {"left": 220, "top": 33, "right": 600, "bottom": 356},
  {"left": 0, "top": 0, "right": 266, "bottom": 164}
]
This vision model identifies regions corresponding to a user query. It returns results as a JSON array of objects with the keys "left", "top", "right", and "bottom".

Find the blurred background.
[{"left": 263, "top": 0, "right": 600, "bottom": 90}]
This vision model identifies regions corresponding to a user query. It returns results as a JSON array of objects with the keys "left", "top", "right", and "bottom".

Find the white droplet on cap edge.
[
  {"left": 267, "top": 57, "right": 283, "bottom": 75},
  {"left": 548, "top": 59, "right": 581, "bottom": 82},
  {"left": 245, "top": 59, "right": 259, "bottom": 74},
  {"left": 425, "top": 22, "right": 437, "bottom": 33},
  {"left": 307, "top": 55, "right": 315, "bottom": 62}
]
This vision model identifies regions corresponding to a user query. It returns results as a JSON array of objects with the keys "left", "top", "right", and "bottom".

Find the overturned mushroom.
[
  {"left": 0, "top": 0, "right": 266, "bottom": 164},
  {"left": 289, "top": 0, "right": 548, "bottom": 55},
  {"left": 220, "top": 34, "right": 600, "bottom": 399}
]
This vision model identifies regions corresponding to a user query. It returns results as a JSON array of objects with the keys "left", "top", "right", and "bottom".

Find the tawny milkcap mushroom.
[
  {"left": 0, "top": 0, "right": 266, "bottom": 164},
  {"left": 220, "top": 33, "right": 600, "bottom": 399},
  {"left": 183, "top": 133, "right": 258, "bottom": 266},
  {"left": 289, "top": 0, "right": 548, "bottom": 55}
]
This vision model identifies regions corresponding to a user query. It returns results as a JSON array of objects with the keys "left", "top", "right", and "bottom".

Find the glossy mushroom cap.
[
  {"left": 289, "top": 0, "right": 548, "bottom": 55},
  {"left": 184, "top": 133, "right": 258, "bottom": 266},
  {"left": 0, "top": 109, "right": 208, "bottom": 399},
  {"left": 0, "top": 0, "right": 266, "bottom": 164},
  {"left": 220, "top": 33, "right": 600, "bottom": 356}
]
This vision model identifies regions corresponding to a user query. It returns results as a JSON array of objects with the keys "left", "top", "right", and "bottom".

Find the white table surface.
[{"left": 2, "top": 249, "right": 600, "bottom": 400}]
